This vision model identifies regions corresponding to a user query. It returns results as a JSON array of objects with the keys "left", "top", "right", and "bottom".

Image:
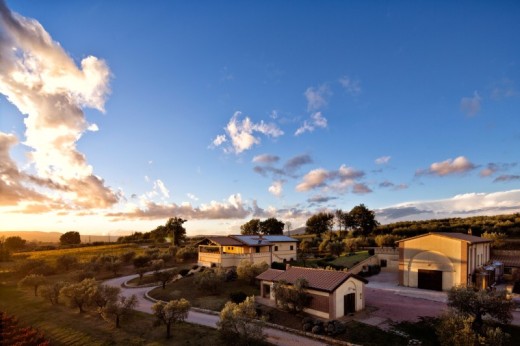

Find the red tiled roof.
[
  {"left": 256, "top": 266, "right": 368, "bottom": 292},
  {"left": 491, "top": 254, "right": 520, "bottom": 268},
  {"left": 256, "top": 269, "right": 285, "bottom": 281}
]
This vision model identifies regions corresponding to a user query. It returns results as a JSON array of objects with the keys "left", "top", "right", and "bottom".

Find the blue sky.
[{"left": 1, "top": 0, "right": 519, "bottom": 236}]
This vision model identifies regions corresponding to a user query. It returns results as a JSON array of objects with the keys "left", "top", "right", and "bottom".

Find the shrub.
[
  {"left": 175, "top": 247, "right": 197, "bottom": 262},
  {"left": 133, "top": 255, "right": 151, "bottom": 268},
  {"left": 229, "top": 291, "right": 247, "bottom": 304},
  {"left": 119, "top": 251, "right": 136, "bottom": 263}
]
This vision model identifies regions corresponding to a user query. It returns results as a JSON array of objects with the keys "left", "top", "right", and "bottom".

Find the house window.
[
  {"left": 380, "top": 259, "right": 387, "bottom": 268},
  {"left": 256, "top": 247, "right": 260, "bottom": 253},
  {"left": 274, "top": 246, "right": 278, "bottom": 251},
  {"left": 290, "top": 245, "right": 294, "bottom": 251},
  {"left": 504, "top": 267, "right": 512, "bottom": 275}
]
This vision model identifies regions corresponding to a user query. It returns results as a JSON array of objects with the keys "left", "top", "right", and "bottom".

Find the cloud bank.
[{"left": 0, "top": 1, "right": 118, "bottom": 210}]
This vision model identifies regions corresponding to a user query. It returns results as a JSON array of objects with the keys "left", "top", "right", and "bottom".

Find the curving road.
[{"left": 104, "top": 274, "right": 329, "bottom": 346}]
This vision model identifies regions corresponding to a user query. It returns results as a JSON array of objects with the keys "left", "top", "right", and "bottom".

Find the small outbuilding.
[
  {"left": 397, "top": 232, "right": 491, "bottom": 291},
  {"left": 256, "top": 266, "right": 367, "bottom": 319}
]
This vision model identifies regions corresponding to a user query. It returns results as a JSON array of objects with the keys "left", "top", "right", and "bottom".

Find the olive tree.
[
  {"left": 59, "top": 278, "right": 97, "bottom": 313},
  {"left": 40, "top": 281, "right": 67, "bottom": 305},
  {"left": 18, "top": 274, "right": 46, "bottom": 296},
  {"left": 237, "top": 260, "right": 269, "bottom": 285},
  {"left": 217, "top": 296, "right": 264, "bottom": 344},
  {"left": 152, "top": 298, "right": 191, "bottom": 339},
  {"left": 101, "top": 294, "right": 138, "bottom": 328}
]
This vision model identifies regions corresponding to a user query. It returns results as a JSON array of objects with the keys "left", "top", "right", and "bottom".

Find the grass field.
[
  {"left": 12, "top": 244, "right": 145, "bottom": 265},
  {"left": 0, "top": 283, "right": 221, "bottom": 345},
  {"left": 149, "top": 273, "right": 259, "bottom": 311},
  {"left": 329, "top": 251, "right": 371, "bottom": 268}
]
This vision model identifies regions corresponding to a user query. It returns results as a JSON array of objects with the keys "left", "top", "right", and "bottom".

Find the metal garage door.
[{"left": 418, "top": 269, "right": 442, "bottom": 291}]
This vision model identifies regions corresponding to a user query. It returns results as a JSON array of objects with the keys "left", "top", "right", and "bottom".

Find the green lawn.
[
  {"left": 0, "top": 283, "right": 221, "bottom": 345},
  {"left": 329, "top": 251, "right": 371, "bottom": 268},
  {"left": 149, "top": 273, "right": 259, "bottom": 311}
]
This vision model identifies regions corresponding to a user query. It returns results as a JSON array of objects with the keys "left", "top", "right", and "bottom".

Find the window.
[
  {"left": 274, "top": 246, "right": 278, "bottom": 251},
  {"left": 380, "top": 259, "right": 387, "bottom": 268},
  {"left": 504, "top": 267, "right": 512, "bottom": 275},
  {"left": 290, "top": 245, "right": 294, "bottom": 251}
]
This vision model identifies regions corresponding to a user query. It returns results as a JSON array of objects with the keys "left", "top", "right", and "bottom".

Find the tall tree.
[
  {"left": 240, "top": 219, "right": 261, "bottom": 235},
  {"left": 305, "top": 212, "right": 334, "bottom": 237},
  {"left": 259, "top": 217, "right": 285, "bottom": 235},
  {"left": 335, "top": 210, "right": 345, "bottom": 238},
  {"left": 164, "top": 217, "right": 187, "bottom": 246},
  {"left": 285, "top": 221, "right": 292, "bottom": 236},
  {"left": 60, "top": 231, "right": 81, "bottom": 245},
  {"left": 349, "top": 204, "right": 379, "bottom": 237}
]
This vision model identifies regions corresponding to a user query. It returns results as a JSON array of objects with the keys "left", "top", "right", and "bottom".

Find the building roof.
[
  {"left": 200, "top": 236, "right": 244, "bottom": 246},
  {"left": 197, "top": 234, "right": 298, "bottom": 247},
  {"left": 231, "top": 235, "right": 298, "bottom": 247},
  {"left": 491, "top": 253, "right": 520, "bottom": 268},
  {"left": 396, "top": 232, "right": 491, "bottom": 244},
  {"left": 256, "top": 266, "right": 368, "bottom": 293}
]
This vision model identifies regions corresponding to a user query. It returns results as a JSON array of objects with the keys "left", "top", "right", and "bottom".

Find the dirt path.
[{"left": 103, "top": 273, "right": 329, "bottom": 346}]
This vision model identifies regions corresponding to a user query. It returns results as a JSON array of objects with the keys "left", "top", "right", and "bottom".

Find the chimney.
[{"left": 286, "top": 263, "right": 291, "bottom": 270}]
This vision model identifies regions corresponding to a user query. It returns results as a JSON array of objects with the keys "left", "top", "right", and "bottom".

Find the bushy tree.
[
  {"left": 217, "top": 296, "right": 264, "bottom": 345},
  {"left": 343, "top": 237, "right": 361, "bottom": 253},
  {"left": 194, "top": 268, "right": 226, "bottom": 294},
  {"left": 241, "top": 219, "right": 261, "bottom": 235},
  {"left": 298, "top": 240, "right": 312, "bottom": 266},
  {"left": 0, "top": 236, "right": 11, "bottom": 262},
  {"left": 348, "top": 204, "right": 379, "bottom": 237},
  {"left": 18, "top": 274, "right": 46, "bottom": 296},
  {"left": 56, "top": 254, "right": 78, "bottom": 271},
  {"left": 152, "top": 299, "right": 191, "bottom": 339},
  {"left": 90, "top": 284, "right": 121, "bottom": 310},
  {"left": 135, "top": 266, "right": 150, "bottom": 284},
  {"left": 259, "top": 218, "right": 285, "bottom": 235},
  {"left": 305, "top": 212, "right": 334, "bottom": 237},
  {"left": 375, "top": 234, "right": 400, "bottom": 248},
  {"left": 40, "top": 281, "right": 67, "bottom": 305},
  {"left": 481, "top": 231, "right": 506, "bottom": 248},
  {"left": 60, "top": 231, "right": 81, "bottom": 245},
  {"left": 59, "top": 278, "right": 97, "bottom": 313},
  {"left": 446, "top": 285, "right": 513, "bottom": 335},
  {"left": 101, "top": 294, "right": 138, "bottom": 328},
  {"left": 175, "top": 246, "right": 197, "bottom": 262},
  {"left": 119, "top": 251, "right": 136, "bottom": 264},
  {"left": 133, "top": 255, "right": 151, "bottom": 268},
  {"left": 328, "top": 241, "right": 345, "bottom": 258},
  {"left": 164, "top": 217, "right": 187, "bottom": 246},
  {"left": 155, "top": 269, "right": 178, "bottom": 289},
  {"left": 4, "top": 236, "right": 26, "bottom": 251},
  {"left": 272, "top": 278, "right": 312, "bottom": 313},
  {"left": 237, "top": 260, "right": 269, "bottom": 285}
]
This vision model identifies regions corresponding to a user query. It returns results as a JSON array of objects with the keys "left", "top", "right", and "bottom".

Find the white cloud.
[
  {"left": 154, "top": 179, "right": 170, "bottom": 199},
  {"left": 375, "top": 156, "right": 391, "bottom": 165},
  {"left": 187, "top": 193, "right": 198, "bottom": 201},
  {"left": 0, "top": 3, "right": 117, "bottom": 210},
  {"left": 417, "top": 156, "right": 476, "bottom": 176},
  {"left": 304, "top": 84, "right": 331, "bottom": 111},
  {"left": 377, "top": 189, "right": 520, "bottom": 223},
  {"left": 338, "top": 76, "right": 361, "bottom": 95},
  {"left": 295, "top": 112, "right": 328, "bottom": 136},
  {"left": 296, "top": 168, "right": 330, "bottom": 192},
  {"left": 460, "top": 91, "right": 481, "bottom": 116},
  {"left": 87, "top": 123, "right": 99, "bottom": 132},
  {"left": 212, "top": 134, "right": 227, "bottom": 147},
  {"left": 213, "top": 112, "right": 284, "bottom": 154},
  {"left": 268, "top": 180, "right": 283, "bottom": 197}
]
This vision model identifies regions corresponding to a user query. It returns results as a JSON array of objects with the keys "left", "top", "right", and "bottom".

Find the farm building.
[
  {"left": 257, "top": 266, "right": 367, "bottom": 319},
  {"left": 397, "top": 232, "right": 491, "bottom": 291}
]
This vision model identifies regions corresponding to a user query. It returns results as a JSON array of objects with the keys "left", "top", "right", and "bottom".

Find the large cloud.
[
  {"left": 296, "top": 164, "right": 366, "bottom": 194},
  {"left": 108, "top": 194, "right": 251, "bottom": 220},
  {"left": 416, "top": 156, "right": 476, "bottom": 177},
  {"left": 0, "top": 1, "right": 118, "bottom": 210},
  {"left": 377, "top": 189, "right": 520, "bottom": 223},
  {"left": 211, "top": 111, "right": 283, "bottom": 154}
]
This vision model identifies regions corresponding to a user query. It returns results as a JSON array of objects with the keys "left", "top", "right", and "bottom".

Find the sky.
[{"left": 1, "top": 0, "right": 520, "bottom": 237}]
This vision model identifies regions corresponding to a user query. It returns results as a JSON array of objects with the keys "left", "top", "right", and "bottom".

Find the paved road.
[{"left": 103, "top": 274, "right": 329, "bottom": 346}]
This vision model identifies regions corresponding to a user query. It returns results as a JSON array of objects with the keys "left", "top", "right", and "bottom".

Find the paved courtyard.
[{"left": 353, "top": 270, "right": 520, "bottom": 329}]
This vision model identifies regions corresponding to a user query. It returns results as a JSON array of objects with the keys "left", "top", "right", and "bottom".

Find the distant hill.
[{"left": 0, "top": 231, "right": 118, "bottom": 243}]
